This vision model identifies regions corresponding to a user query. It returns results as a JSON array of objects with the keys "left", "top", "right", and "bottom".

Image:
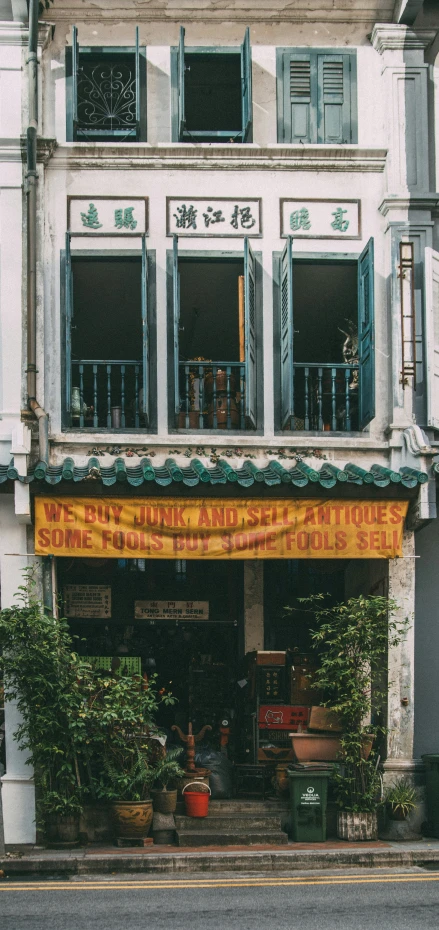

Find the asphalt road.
[{"left": 1, "top": 868, "right": 439, "bottom": 930}]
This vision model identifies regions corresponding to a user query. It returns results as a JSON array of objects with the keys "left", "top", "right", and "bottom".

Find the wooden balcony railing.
[
  {"left": 178, "top": 361, "right": 246, "bottom": 431},
  {"left": 70, "top": 360, "right": 142, "bottom": 429},
  {"left": 288, "top": 363, "right": 359, "bottom": 432}
]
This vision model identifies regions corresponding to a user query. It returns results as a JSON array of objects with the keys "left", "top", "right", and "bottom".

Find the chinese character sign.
[
  {"left": 167, "top": 198, "right": 262, "bottom": 237},
  {"left": 281, "top": 200, "right": 360, "bottom": 239},
  {"left": 69, "top": 198, "right": 148, "bottom": 235}
]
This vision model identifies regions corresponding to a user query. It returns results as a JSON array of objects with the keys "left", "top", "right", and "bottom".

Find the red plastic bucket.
[{"left": 183, "top": 782, "right": 211, "bottom": 818}]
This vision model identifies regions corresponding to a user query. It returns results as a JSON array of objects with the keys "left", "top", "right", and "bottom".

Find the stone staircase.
[{"left": 174, "top": 798, "right": 290, "bottom": 847}]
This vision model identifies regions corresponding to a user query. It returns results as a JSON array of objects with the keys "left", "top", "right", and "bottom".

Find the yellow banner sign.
[{"left": 34, "top": 497, "right": 409, "bottom": 560}]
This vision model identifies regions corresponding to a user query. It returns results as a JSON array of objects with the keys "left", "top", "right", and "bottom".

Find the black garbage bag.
[{"left": 194, "top": 749, "right": 233, "bottom": 799}]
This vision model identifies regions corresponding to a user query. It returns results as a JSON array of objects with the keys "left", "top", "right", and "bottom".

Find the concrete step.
[
  {"left": 176, "top": 831, "right": 289, "bottom": 847},
  {"left": 193, "top": 800, "right": 289, "bottom": 813},
  {"left": 175, "top": 815, "right": 283, "bottom": 831}
]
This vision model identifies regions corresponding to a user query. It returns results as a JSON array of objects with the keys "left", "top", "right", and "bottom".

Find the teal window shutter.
[
  {"left": 72, "top": 25, "right": 79, "bottom": 137},
  {"left": 317, "top": 54, "right": 352, "bottom": 144},
  {"left": 244, "top": 237, "right": 257, "bottom": 428},
  {"left": 173, "top": 236, "right": 181, "bottom": 416},
  {"left": 141, "top": 235, "right": 149, "bottom": 423},
  {"left": 178, "top": 26, "right": 186, "bottom": 141},
  {"left": 241, "top": 27, "right": 252, "bottom": 142},
  {"left": 284, "top": 53, "right": 315, "bottom": 144},
  {"left": 358, "top": 237, "right": 375, "bottom": 429},
  {"left": 279, "top": 49, "right": 356, "bottom": 144},
  {"left": 425, "top": 247, "right": 439, "bottom": 428},
  {"left": 65, "top": 233, "right": 73, "bottom": 416},
  {"left": 280, "top": 237, "right": 294, "bottom": 428}
]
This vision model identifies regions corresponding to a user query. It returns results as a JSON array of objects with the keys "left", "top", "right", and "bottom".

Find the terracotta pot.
[
  {"left": 274, "top": 764, "right": 290, "bottom": 797},
  {"left": 151, "top": 789, "right": 178, "bottom": 814},
  {"left": 207, "top": 397, "right": 239, "bottom": 429},
  {"left": 291, "top": 733, "right": 342, "bottom": 762},
  {"left": 110, "top": 800, "right": 153, "bottom": 839},
  {"left": 45, "top": 814, "right": 80, "bottom": 848},
  {"left": 205, "top": 370, "right": 236, "bottom": 397},
  {"left": 337, "top": 811, "right": 378, "bottom": 841}
]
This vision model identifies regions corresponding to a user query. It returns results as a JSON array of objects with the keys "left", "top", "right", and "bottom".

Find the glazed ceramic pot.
[
  {"left": 110, "top": 800, "right": 153, "bottom": 839},
  {"left": 151, "top": 789, "right": 178, "bottom": 814}
]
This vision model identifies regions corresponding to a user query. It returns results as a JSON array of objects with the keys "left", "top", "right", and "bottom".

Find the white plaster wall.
[{"left": 414, "top": 515, "right": 439, "bottom": 759}]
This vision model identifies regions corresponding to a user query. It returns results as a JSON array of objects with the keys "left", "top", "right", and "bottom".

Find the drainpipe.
[{"left": 26, "top": 0, "right": 49, "bottom": 466}]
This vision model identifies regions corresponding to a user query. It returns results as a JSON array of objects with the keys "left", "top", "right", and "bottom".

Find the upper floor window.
[
  {"left": 66, "top": 27, "right": 147, "bottom": 142},
  {"left": 278, "top": 239, "right": 374, "bottom": 432},
  {"left": 277, "top": 48, "right": 357, "bottom": 144},
  {"left": 171, "top": 27, "right": 252, "bottom": 143}
]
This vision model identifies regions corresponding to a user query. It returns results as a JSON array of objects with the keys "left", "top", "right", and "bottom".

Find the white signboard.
[
  {"left": 68, "top": 197, "right": 148, "bottom": 235},
  {"left": 134, "top": 600, "right": 209, "bottom": 621},
  {"left": 280, "top": 199, "right": 360, "bottom": 239},
  {"left": 167, "top": 197, "right": 262, "bottom": 237},
  {"left": 64, "top": 585, "right": 111, "bottom": 618}
]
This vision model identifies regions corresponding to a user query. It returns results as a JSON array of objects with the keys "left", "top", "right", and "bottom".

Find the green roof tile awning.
[{"left": 0, "top": 458, "right": 429, "bottom": 491}]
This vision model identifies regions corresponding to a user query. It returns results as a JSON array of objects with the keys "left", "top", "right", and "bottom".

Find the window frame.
[
  {"left": 65, "top": 41, "right": 147, "bottom": 143},
  {"left": 170, "top": 38, "right": 253, "bottom": 143},
  {"left": 276, "top": 47, "right": 358, "bottom": 145},
  {"left": 60, "top": 246, "right": 157, "bottom": 433},
  {"left": 273, "top": 246, "right": 374, "bottom": 433},
  {"left": 166, "top": 246, "right": 263, "bottom": 433}
]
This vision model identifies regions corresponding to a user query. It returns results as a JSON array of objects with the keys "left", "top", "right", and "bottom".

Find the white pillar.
[
  {"left": 243, "top": 562, "right": 264, "bottom": 654},
  {"left": 384, "top": 529, "right": 417, "bottom": 779},
  {"left": 0, "top": 498, "right": 36, "bottom": 845}
]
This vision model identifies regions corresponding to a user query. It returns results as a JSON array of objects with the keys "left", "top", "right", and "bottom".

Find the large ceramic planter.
[
  {"left": 337, "top": 811, "right": 378, "bottom": 841},
  {"left": 110, "top": 800, "right": 153, "bottom": 839},
  {"left": 291, "top": 733, "right": 342, "bottom": 762},
  {"left": 45, "top": 814, "right": 80, "bottom": 848}
]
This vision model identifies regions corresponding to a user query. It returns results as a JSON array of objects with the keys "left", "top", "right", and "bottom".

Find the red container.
[
  {"left": 258, "top": 705, "right": 310, "bottom": 730},
  {"left": 183, "top": 783, "right": 211, "bottom": 818}
]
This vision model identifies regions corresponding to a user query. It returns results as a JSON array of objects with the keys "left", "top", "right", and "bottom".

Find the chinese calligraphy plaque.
[
  {"left": 280, "top": 199, "right": 360, "bottom": 239},
  {"left": 68, "top": 197, "right": 148, "bottom": 236},
  {"left": 167, "top": 198, "right": 262, "bottom": 237}
]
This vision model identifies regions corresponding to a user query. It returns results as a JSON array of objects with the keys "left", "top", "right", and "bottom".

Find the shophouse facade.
[{"left": 1, "top": 0, "right": 439, "bottom": 845}]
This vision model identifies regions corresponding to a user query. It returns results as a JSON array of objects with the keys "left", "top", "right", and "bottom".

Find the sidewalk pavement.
[{"left": 2, "top": 839, "right": 439, "bottom": 876}]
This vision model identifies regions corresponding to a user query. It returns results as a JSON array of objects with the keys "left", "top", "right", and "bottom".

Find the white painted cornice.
[
  {"left": 46, "top": 143, "right": 388, "bottom": 174},
  {"left": 0, "top": 140, "right": 24, "bottom": 162},
  {"left": 379, "top": 194, "right": 439, "bottom": 215},
  {"left": 40, "top": 1, "right": 395, "bottom": 26},
  {"left": 371, "top": 24, "right": 437, "bottom": 53},
  {"left": 0, "top": 22, "right": 28, "bottom": 45}
]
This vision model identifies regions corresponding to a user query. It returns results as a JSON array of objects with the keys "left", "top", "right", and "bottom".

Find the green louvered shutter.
[
  {"left": 358, "top": 238, "right": 375, "bottom": 429},
  {"left": 65, "top": 233, "right": 73, "bottom": 417},
  {"left": 284, "top": 53, "right": 315, "bottom": 143},
  {"left": 141, "top": 235, "right": 149, "bottom": 423},
  {"left": 244, "top": 238, "right": 257, "bottom": 428},
  {"left": 173, "top": 236, "right": 181, "bottom": 417},
  {"left": 71, "top": 25, "right": 79, "bottom": 139},
  {"left": 317, "top": 54, "right": 352, "bottom": 144},
  {"left": 280, "top": 237, "right": 294, "bottom": 428},
  {"left": 241, "top": 27, "right": 252, "bottom": 142},
  {"left": 177, "top": 26, "right": 186, "bottom": 141}
]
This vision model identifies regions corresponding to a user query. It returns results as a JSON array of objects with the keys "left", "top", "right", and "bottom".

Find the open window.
[
  {"left": 277, "top": 48, "right": 357, "bottom": 144},
  {"left": 171, "top": 239, "right": 257, "bottom": 430},
  {"left": 64, "top": 239, "right": 150, "bottom": 429},
  {"left": 174, "top": 27, "right": 252, "bottom": 143},
  {"left": 66, "top": 27, "right": 147, "bottom": 142},
  {"left": 279, "top": 239, "right": 374, "bottom": 432}
]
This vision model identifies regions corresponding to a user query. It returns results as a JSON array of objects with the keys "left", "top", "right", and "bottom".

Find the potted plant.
[
  {"left": 0, "top": 573, "right": 89, "bottom": 846},
  {"left": 384, "top": 779, "right": 417, "bottom": 822},
  {"left": 150, "top": 748, "right": 185, "bottom": 814},
  {"left": 294, "top": 594, "right": 409, "bottom": 842},
  {"left": 80, "top": 672, "right": 176, "bottom": 840}
]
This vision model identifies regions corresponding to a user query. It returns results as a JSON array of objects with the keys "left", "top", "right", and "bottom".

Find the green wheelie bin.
[
  {"left": 422, "top": 754, "right": 439, "bottom": 837},
  {"left": 288, "top": 769, "right": 331, "bottom": 843}
]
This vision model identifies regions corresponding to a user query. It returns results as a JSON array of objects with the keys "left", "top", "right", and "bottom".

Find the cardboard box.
[
  {"left": 289, "top": 664, "right": 320, "bottom": 704},
  {"left": 257, "top": 747, "right": 295, "bottom": 762},
  {"left": 254, "top": 651, "right": 286, "bottom": 666},
  {"left": 309, "top": 706, "right": 342, "bottom": 732}
]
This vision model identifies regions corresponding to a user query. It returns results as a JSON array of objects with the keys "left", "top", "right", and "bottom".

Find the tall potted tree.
[{"left": 300, "top": 594, "right": 409, "bottom": 841}]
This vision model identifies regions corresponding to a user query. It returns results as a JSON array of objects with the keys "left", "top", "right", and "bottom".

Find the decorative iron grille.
[{"left": 76, "top": 56, "right": 137, "bottom": 140}]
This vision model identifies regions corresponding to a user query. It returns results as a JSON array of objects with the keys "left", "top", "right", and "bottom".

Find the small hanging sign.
[
  {"left": 134, "top": 600, "right": 209, "bottom": 621},
  {"left": 64, "top": 584, "right": 111, "bottom": 618},
  {"left": 167, "top": 197, "right": 262, "bottom": 237},
  {"left": 280, "top": 199, "right": 360, "bottom": 239},
  {"left": 68, "top": 197, "right": 148, "bottom": 236}
]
